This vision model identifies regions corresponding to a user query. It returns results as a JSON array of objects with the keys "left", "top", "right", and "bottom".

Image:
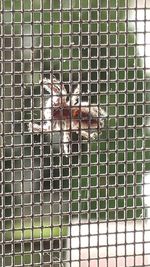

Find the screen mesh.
[{"left": 1, "top": 0, "right": 150, "bottom": 266}]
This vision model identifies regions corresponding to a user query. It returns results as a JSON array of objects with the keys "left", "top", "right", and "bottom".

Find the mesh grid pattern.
[{"left": 1, "top": 0, "right": 150, "bottom": 266}]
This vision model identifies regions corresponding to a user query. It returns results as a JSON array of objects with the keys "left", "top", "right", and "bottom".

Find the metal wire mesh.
[{"left": 1, "top": 0, "right": 150, "bottom": 266}]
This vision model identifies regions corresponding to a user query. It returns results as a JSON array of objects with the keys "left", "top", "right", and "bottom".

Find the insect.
[{"left": 28, "top": 76, "right": 106, "bottom": 154}]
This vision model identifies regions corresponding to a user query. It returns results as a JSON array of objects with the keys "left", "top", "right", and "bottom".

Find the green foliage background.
[{"left": 2, "top": 0, "right": 150, "bottom": 265}]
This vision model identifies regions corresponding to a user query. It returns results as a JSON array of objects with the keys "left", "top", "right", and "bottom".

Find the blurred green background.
[{"left": 2, "top": 0, "right": 150, "bottom": 266}]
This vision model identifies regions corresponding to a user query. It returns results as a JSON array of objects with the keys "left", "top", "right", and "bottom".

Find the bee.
[{"left": 29, "top": 76, "right": 106, "bottom": 154}]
